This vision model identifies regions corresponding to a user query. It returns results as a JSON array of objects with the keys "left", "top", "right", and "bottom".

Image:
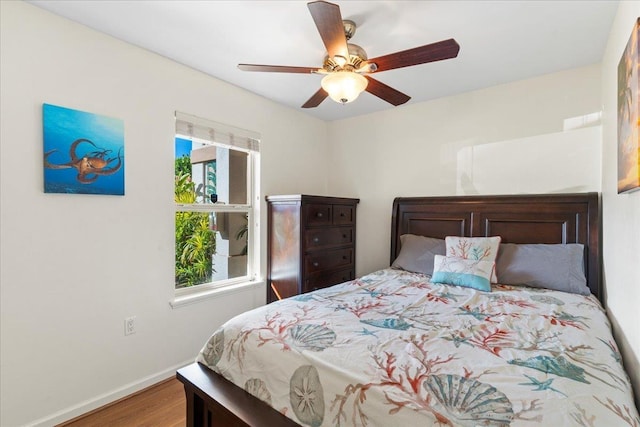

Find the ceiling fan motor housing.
[{"left": 323, "top": 43, "right": 367, "bottom": 72}]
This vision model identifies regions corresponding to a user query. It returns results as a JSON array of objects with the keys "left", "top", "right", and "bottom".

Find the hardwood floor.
[{"left": 58, "top": 377, "right": 185, "bottom": 427}]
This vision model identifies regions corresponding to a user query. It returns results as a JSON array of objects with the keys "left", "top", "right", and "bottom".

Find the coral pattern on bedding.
[{"left": 197, "top": 268, "right": 639, "bottom": 427}]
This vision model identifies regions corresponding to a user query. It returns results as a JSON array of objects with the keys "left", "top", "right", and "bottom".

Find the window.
[{"left": 174, "top": 112, "right": 260, "bottom": 299}]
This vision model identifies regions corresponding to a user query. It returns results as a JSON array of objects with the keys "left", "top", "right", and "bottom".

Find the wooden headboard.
[{"left": 390, "top": 193, "right": 601, "bottom": 300}]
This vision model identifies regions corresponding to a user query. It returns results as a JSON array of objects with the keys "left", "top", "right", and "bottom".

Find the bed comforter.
[{"left": 197, "top": 268, "right": 639, "bottom": 426}]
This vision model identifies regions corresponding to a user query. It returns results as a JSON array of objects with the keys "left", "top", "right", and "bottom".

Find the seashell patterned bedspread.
[{"left": 197, "top": 268, "right": 639, "bottom": 426}]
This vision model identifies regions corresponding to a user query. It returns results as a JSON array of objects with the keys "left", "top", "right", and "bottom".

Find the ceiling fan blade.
[
  {"left": 301, "top": 88, "right": 328, "bottom": 108},
  {"left": 307, "top": 1, "right": 349, "bottom": 60},
  {"left": 368, "top": 38, "right": 460, "bottom": 73},
  {"left": 364, "top": 76, "right": 411, "bottom": 106},
  {"left": 238, "top": 64, "right": 320, "bottom": 74}
]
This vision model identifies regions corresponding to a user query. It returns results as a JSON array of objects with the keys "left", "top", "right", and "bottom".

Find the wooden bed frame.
[{"left": 176, "top": 192, "right": 601, "bottom": 426}]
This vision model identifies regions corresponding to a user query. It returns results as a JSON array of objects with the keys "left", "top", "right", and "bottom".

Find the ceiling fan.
[{"left": 238, "top": 0, "right": 460, "bottom": 108}]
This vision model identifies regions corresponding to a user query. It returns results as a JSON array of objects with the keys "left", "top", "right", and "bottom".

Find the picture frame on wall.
[
  {"left": 617, "top": 18, "right": 640, "bottom": 194},
  {"left": 43, "top": 103, "right": 125, "bottom": 195}
]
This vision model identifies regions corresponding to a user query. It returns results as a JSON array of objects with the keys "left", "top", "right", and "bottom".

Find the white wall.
[
  {"left": 0, "top": 2, "right": 329, "bottom": 426},
  {"left": 455, "top": 126, "right": 601, "bottom": 195},
  {"left": 326, "top": 64, "right": 603, "bottom": 275},
  {"left": 600, "top": 0, "right": 640, "bottom": 408}
]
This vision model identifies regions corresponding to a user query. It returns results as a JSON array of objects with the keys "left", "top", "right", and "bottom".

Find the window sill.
[{"left": 170, "top": 279, "right": 263, "bottom": 308}]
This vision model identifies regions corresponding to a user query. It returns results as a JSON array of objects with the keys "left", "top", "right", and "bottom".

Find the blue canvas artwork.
[{"left": 43, "top": 103, "right": 125, "bottom": 195}]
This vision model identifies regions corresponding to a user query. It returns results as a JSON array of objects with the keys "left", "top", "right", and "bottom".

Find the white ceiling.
[{"left": 28, "top": 0, "right": 618, "bottom": 122}]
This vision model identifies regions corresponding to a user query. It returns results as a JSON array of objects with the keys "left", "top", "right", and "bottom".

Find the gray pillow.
[
  {"left": 392, "top": 234, "right": 446, "bottom": 276},
  {"left": 496, "top": 243, "right": 589, "bottom": 295}
]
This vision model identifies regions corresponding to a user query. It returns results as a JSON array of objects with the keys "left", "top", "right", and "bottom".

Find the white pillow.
[{"left": 445, "top": 236, "right": 501, "bottom": 283}]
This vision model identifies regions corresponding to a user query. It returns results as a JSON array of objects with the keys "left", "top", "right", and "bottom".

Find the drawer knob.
[
  {"left": 313, "top": 237, "right": 320, "bottom": 243},
  {"left": 316, "top": 212, "right": 323, "bottom": 218},
  {"left": 313, "top": 262, "right": 319, "bottom": 267},
  {"left": 340, "top": 212, "right": 345, "bottom": 217},
  {"left": 342, "top": 234, "right": 347, "bottom": 238},
  {"left": 342, "top": 255, "right": 347, "bottom": 260}
]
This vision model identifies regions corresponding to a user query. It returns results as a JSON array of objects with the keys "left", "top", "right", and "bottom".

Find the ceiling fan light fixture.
[{"left": 321, "top": 71, "right": 368, "bottom": 104}]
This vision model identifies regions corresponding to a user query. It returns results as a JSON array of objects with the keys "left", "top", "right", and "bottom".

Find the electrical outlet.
[{"left": 125, "top": 316, "right": 136, "bottom": 335}]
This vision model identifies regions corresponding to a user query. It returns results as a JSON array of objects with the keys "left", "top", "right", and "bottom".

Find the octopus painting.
[
  {"left": 43, "top": 103, "right": 125, "bottom": 195},
  {"left": 44, "top": 138, "right": 123, "bottom": 184}
]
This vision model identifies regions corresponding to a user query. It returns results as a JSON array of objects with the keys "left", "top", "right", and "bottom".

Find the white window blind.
[{"left": 175, "top": 111, "right": 260, "bottom": 152}]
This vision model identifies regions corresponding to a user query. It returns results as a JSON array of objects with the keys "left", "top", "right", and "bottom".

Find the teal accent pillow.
[{"left": 431, "top": 255, "right": 494, "bottom": 292}]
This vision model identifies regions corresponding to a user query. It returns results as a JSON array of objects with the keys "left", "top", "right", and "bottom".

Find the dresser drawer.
[
  {"left": 304, "top": 203, "right": 332, "bottom": 226},
  {"left": 305, "top": 248, "right": 353, "bottom": 274},
  {"left": 333, "top": 204, "right": 355, "bottom": 225},
  {"left": 304, "top": 268, "right": 355, "bottom": 293},
  {"left": 305, "top": 227, "right": 354, "bottom": 250}
]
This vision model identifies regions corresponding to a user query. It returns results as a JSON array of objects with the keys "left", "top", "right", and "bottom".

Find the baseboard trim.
[{"left": 26, "top": 359, "right": 194, "bottom": 427}]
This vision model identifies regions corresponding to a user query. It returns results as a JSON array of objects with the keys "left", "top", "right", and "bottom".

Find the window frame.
[{"left": 172, "top": 112, "right": 261, "bottom": 305}]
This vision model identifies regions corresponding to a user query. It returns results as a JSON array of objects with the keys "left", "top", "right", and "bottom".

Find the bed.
[{"left": 176, "top": 193, "right": 639, "bottom": 426}]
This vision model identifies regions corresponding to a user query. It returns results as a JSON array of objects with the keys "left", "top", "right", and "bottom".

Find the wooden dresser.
[{"left": 266, "top": 195, "right": 359, "bottom": 303}]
